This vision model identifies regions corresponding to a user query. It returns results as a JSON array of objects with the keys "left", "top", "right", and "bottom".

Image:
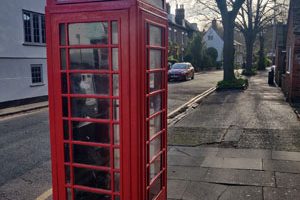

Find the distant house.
[
  {"left": 167, "top": 4, "right": 199, "bottom": 61},
  {"left": 203, "top": 19, "right": 244, "bottom": 66},
  {"left": 282, "top": 0, "right": 300, "bottom": 103},
  {"left": 0, "top": 0, "right": 47, "bottom": 107}
]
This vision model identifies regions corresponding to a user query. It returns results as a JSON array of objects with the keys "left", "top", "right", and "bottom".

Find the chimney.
[
  {"left": 175, "top": 4, "right": 185, "bottom": 26},
  {"left": 166, "top": 3, "right": 171, "bottom": 14},
  {"left": 212, "top": 19, "right": 217, "bottom": 30}
]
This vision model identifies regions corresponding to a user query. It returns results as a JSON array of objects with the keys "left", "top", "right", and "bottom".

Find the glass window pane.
[
  {"left": 73, "top": 144, "right": 110, "bottom": 166},
  {"left": 112, "top": 21, "right": 118, "bottom": 45},
  {"left": 60, "top": 24, "right": 66, "bottom": 45},
  {"left": 145, "top": 0, "right": 164, "bottom": 9},
  {"left": 149, "top": 114, "right": 162, "bottom": 138},
  {"left": 65, "top": 165, "right": 70, "bottom": 184},
  {"left": 150, "top": 155, "right": 162, "bottom": 181},
  {"left": 74, "top": 190, "right": 111, "bottom": 200},
  {"left": 112, "top": 48, "right": 119, "bottom": 71},
  {"left": 113, "top": 74, "right": 119, "bottom": 96},
  {"left": 148, "top": 175, "right": 162, "bottom": 200},
  {"left": 149, "top": 94, "right": 162, "bottom": 115},
  {"left": 74, "top": 168, "right": 111, "bottom": 190},
  {"left": 149, "top": 25, "right": 162, "bottom": 46},
  {"left": 70, "top": 73, "right": 110, "bottom": 95},
  {"left": 71, "top": 98, "right": 110, "bottom": 119},
  {"left": 60, "top": 49, "right": 67, "bottom": 70},
  {"left": 69, "top": 22, "right": 108, "bottom": 45},
  {"left": 114, "top": 148, "right": 120, "bottom": 169},
  {"left": 113, "top": 99, "right": 120, "bottom": 120},
  {"left": 63, "top": 120, "right": 69, "bottom": 140},
  {"left": 70, "top": 48, "right": 109, "bottom": 70},
  {"left": 149, "top": 50, "right": 162, "bottom": 69},
  {"left": 150, "top": 135, "right": 161, "bottom": 160},
  {"left": 149, "top": 72, "right": 162, "bottom": 92},
  {"left": 114, "top": 124, "right": 120, "bottom": 144},
  {"left": 62, "top": 97, "right": 68, "bottom": 117},
  {"left": 64, "top": 143, "right": 70, "bottom": 162},
  {"left": 72, "top": 121, "right": 110, "bottom": 144},
  {"left": 66, "top": 188, "right": 72, "bottom": 200},
  {"left": 61, "top": 73, "right": 68, "bottom": 94},
  {"left": 114, "top": 173, "right": 120, "bottom": 192}
]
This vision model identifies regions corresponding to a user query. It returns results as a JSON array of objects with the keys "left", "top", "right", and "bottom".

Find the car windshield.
[{"left": 172, "top": 64, "right": 188, "bottom": 69}]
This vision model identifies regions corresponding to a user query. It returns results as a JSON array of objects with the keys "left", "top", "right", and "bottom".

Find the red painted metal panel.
[{"left": 46, "top": 1, "right": 167, "bottom": 199}]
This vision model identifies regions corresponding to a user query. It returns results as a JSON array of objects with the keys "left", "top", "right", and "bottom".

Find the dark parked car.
[{"left": 168, "top": 62, "right": 195, "bottom": 81}]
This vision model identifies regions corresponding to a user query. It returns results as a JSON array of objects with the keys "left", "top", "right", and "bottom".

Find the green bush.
[{"left": 217, "top": 78, "right": 248, "bottom": 90}]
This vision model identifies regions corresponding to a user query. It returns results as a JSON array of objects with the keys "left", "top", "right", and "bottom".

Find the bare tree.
[
  {"left": 235, "top": 0, "right": 288, "bottom": 73},
  {"left": 195, "top": 0, "right": 246, "bottom": 81}
]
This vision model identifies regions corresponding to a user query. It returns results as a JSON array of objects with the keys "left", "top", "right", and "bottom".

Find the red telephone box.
[{"left": 46, "top": 0, "right": 168, "bottom": 199}]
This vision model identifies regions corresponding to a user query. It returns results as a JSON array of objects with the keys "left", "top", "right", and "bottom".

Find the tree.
[
  {"left": 196, "top": 0, "right": 246, "bottom": 81},
  {"left": 184, "top": 32, "right": 206, "bottom": 71},
  {"left": 206, "top": 47, "right": 218, "bottom": 64},
  {"left": 235, "top": 0, "right": 288, "bottom": 73}
]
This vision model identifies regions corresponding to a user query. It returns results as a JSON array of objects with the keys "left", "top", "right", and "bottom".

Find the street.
[{"left": 0, "top": 70, "right": 222, "bottom": 200}]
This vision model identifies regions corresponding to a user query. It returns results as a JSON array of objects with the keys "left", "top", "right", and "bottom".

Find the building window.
[
  {"left": 31, "top": 64, "right": 43, "bottom": 84},
  {"left": 23, "top": 10, "right": 46, "bottom": 44},
  {"left": 208, "top": 35, "right": 213, "bottom": 40}
]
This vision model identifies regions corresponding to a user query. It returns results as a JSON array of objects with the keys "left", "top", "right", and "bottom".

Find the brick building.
[
  {"left": 282, "top": 0, "right": 300, "bottom": 102},
  {"left": 274, "top": 23, "right": 287, "bottom": 87},
  {"left": 167, "top": 4, "right": 199, "bottom": 61}
]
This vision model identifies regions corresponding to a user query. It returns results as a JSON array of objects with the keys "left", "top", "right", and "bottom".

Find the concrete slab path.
[{"left": 167, "top": 71, "right": 300, "bottom": 200}]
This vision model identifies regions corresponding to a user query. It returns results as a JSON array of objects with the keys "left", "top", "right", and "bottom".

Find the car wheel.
[
  {"left": 191, "top": 74, "right": 194, "bottom": 80},
  {"left": 185, "top": 75, "right": 189, "bottom": 81}
]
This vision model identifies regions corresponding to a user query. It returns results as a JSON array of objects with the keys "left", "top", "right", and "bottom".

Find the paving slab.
[
  {"left": 217, "top": 148, "right": 271, "bottom": 159},
  {"left": 223, "top": 126, "right": 243, "bottom": 142},
  {"left": 201, "top": 157, "right": 262, "bottom": 170},
  {"left": 168, "top": 166, "right": 208, "bottom": 181},
  {"left": 219, "top": 186, "right": 263, "bottom": 200},
  {"left": 168, "top": 127, "right": 226, "bottom": 146},
  {"left": 276, "top": 172, "right": 300, "bottom": 189},
  {"left": 272, "top": 151, "right": 300, "bottom": 161},
  {"left": 168, "top": 154, "right": 204, "bottom": 167},
  {"left": 203, "top": 168, "right": 275, "bottom": 187},
  {"left": 173, "top": 146, "right": 219, "bottom": 158},
  {"left": 263, "top": 159, "right": 300, "bottom": 173},
  {"left": 263, "top": 187, "right": 300, "bottom": 200},
  {"left": 167, "top": 180, "right": 189, "bottom": 200},
  {"left": 182, "top": 181, "right": 227, "bottom": 200}
]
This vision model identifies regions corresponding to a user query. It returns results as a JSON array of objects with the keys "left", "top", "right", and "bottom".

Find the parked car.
[{"left": 168, "top": 62, "right": 195, "bottom": 81}]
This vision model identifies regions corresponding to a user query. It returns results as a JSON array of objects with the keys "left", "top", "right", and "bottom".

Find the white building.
[
  {"left": 0, "top": 0, "right": 47, "bottom": 106},
  {"left": 203, "top": 19, "right": 245, "bottom": 66},
  {"left": 203, "top": 21, "right": 224, "bottom": 62}
]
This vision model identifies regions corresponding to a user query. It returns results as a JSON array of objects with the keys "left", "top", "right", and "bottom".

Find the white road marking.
[{"left": 36, "top": 188, "right": 52, "bottom": 200}]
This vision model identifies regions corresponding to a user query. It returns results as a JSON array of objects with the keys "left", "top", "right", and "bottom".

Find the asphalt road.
[
  {"left": 168, "top": 70, "right": 222, "bottom": 112},
  {"left": 0, "top": 70, "right": 222, "bottom": 200}
]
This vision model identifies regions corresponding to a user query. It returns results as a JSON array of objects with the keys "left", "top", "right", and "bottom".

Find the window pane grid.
[
  {"left": 23, "top": 10, "right": 45, "bottom": 44},
  {"left": 60, "top": 20, "right": 121, "bottom": 199},
  {"left": 145, "top": 23, "right": 166, "bottom": 200}
]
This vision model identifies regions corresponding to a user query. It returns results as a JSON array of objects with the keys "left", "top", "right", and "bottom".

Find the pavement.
[
  {"left": 167, "top": 71, "right": 300, "bottom": 199},
  {"left": 0, "top": 101, "right": 48, "bottom": 118}
]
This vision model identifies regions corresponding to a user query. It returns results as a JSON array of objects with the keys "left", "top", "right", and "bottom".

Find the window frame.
[
  {"left": 23, "top": 10, "right": 46, "bottom": 46},
  {"left": 30, "top": 64, "right": 44, "bottom": 86}
]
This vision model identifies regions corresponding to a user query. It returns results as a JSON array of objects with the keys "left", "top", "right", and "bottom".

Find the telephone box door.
[{"left": 48, "top": 10, "right": 129, "bottom": 200}]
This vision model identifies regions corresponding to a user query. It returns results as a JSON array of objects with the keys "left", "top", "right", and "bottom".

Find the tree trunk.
[
  {"left": 258, "top": 34, "right": 265, "bottom": 70},
  {"left": 223, "top": 16, "right": 236, "bottom": 81},
  {"left": 245, "top": 37, "right": 254, "bottom": 72}
]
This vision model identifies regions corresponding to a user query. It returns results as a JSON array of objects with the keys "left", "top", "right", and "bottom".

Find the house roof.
[{"left": 168, "top": 14, "right": 199, "bottom": 32}]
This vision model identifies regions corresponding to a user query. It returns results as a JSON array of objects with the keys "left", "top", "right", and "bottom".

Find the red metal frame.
[{"left": 46, "top": 1, "right": 168, "bottom": 200}]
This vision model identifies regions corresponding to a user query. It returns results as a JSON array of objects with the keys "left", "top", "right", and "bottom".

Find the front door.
[{"left": 49, "top": 10, "right": 129, "bottom": 200}]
